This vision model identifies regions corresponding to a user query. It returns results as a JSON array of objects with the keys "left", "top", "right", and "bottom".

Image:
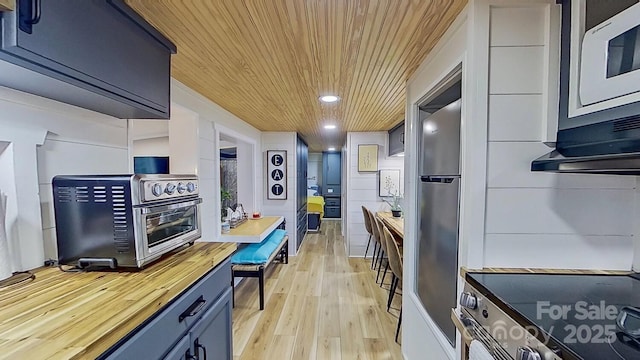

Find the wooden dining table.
[{"left": 376, "top": 211, "right": 404, "bottom": 241}]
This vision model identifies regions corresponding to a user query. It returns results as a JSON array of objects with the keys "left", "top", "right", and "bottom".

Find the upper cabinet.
[
  {"left": 322, "top": 151, "right": 341, "bottom": 195},
  {"left": 388, "top": 121, "right": 405, "bottom": 156},
  {"left": 0, "top": 0, "right": 176, "bottom": 119}
]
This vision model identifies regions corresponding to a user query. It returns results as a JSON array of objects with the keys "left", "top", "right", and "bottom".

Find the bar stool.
[
  {"left": 361, "top": 206, "right": 374, "bottom": 259},
  {"left": 373, "top": 216, "right": 389, "bottom": 285},
  {"left": 367, "top": 210, "right": 383, "bottom": 270},
  {"left": 383, "top": 225, "right": 403, "bottom": 343}
]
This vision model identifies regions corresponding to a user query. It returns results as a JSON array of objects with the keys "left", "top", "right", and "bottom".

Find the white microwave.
[
  {"left": 579, "top": 2, "right": 640, "bottom": 107},
  {"left": 531, "top": 0, "right": 640, "bottom": 169},
  {"left": 554, "top": 0, "right": 640, "bottom": 152}
]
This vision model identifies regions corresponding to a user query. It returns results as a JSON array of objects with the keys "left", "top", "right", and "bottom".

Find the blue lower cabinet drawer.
[
  {"left": 103, "top": 259, "right": 231, "bottom": 360},
  {"left": 189, "top": 287, "right": 233, "bottom": 360},
  {"left": 324, "top": 206, "right": 340, "bottom": 218},
  {"left": 325, "top": 198, "right": 340, "bottom": 207}
]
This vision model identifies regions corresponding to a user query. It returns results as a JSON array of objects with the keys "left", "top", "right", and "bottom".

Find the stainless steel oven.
[
  {"left": 53, "top": 174, "right": 202, "bottom": 269},
  {"left": 457, "top": 280, "right": 563, "bottom": 360},
  {"left": 457, "top": 272, "right": 640, "bottom": 360}
]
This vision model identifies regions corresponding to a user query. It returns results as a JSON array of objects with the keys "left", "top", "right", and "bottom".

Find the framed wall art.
[
  {"left": 379, "top": 169, "right": 401, "bottom": 197},
  {"left": 267, "top": 150, "right": 287, "bottom": 200},
  {"left": 358, "top": 144, "right": 378, "bottom": 172}
]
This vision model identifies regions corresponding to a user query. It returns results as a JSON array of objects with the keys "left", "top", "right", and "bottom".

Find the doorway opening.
[{"left": 215, "top": 126, "right": 257, "bottom": 234}]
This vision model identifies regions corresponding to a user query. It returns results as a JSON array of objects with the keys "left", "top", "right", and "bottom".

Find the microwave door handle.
[{"left": 141, "top": 198, "right": 202, "bottom": 214}]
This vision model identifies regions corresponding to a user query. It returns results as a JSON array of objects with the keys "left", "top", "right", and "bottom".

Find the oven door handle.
[{"left": 140, "top": 198, "right": 202, "bottom": 214}]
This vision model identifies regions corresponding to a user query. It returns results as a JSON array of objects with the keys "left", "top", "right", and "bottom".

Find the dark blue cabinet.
[
  {"left": 296, "top": 135, "right": 308, "bottom": 248},
  {"left": 388, "top": 122, "right": 405, "bottom": 156},
  {"left": 322, "top": 151, "right": 341, "bottom": 195},
  {"left": 162, "top": 336, "right": 190, "bottom": 360},
  {"left": 103, "top": 259, "right": 232, "bottom": 360},
  {"left": 322, "top": 152, "right": 341, "bottom": 218},
  {"left": 189, "top": 288, "right": 233, "bottom": 360},
  {"left": 0, "top": 0, "right": 175, "bottom": 119}
]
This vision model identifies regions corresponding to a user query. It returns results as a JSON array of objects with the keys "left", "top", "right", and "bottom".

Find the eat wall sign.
[{"left": 267, "top": 150, "right": 287, "bottom": 200}]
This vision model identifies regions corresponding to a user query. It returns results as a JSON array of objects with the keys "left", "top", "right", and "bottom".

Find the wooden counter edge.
[
  {"left": 460, "top": 266, "right": 632, "bottom": 279},
  {"left": 450, "top": 309, "right": 471, "bottom": 360},
  {"left": 80, "top": 242, "right": 238, "bottom": 359},
  {"left": 0, "top": 0, "right": 15, "bottom": 11}
]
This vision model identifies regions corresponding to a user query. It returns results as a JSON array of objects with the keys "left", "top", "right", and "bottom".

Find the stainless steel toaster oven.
[{"left": 52, "top": 174, "right": 202, "bottom": 269}]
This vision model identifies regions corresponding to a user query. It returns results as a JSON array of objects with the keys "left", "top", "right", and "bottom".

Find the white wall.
[
  {"left": 404, "top": 4, "right": 472, "bottom": 358},
  {"left": 132, "top": 137, "right": 169, "bottom": 156},
  {"left": 168, "top": 104, "right": 199, "bottom": 175},
  {"left": 0, "top": 77, "right": 265, "bottom": 269},
  {"left": 0, "top": 85, "right": 129, "bottom": 270},
  {"left": 261, "top": 132, "right": 299, "bottom": 255},
  {"left": 0, "top": 142, "right": 18, "bottom": 273},
  {"left": 404, "top": 1, "right": 639, "bottom": 359},
  {"left": 344, "top": 132, "right": 404, "bottom": 256},
  {"left": 235, "top": 140, "right": 255, "bottom": 213},
  {"left": 484, "top": 3, "right": 635, "bottom": 270},
  {"left": 169, "top": 79, "right": 263, "bottom": 242}
]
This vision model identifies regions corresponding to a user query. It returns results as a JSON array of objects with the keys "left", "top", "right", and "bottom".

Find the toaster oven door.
[{"left": 136, "top": 198, "right": 202, "bottom": 266}]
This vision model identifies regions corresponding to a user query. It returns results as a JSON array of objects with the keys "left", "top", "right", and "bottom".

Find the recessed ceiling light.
[
  {"left": 319, "top": 95, "right": 340, "bottom": 103},
  {"left": 324, "top": 124, "right": 337, "bottom": 130},
  {"left": 328, "top": 147, "right": 336, "bottom": 151}
]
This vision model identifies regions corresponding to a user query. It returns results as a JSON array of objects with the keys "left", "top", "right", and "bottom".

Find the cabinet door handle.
[
  {"left": 195, "top": 339, "right": 208, "bottom": 360},
  {"left": 18, "top": 0, "right": 40, "bottom": 33},
  {"left": 178, "top": 296, "right": 207, "bottom": 322},
  {"left": 29, "top": 0, "right": 42, "bottom": 25},
  {"left": 185, "top": 350, "right": 197, "bottom": 360}
]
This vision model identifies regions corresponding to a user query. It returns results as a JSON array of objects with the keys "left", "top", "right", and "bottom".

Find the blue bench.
[{"left": 231, "top": 229, "right": 288, "bottom": 310}]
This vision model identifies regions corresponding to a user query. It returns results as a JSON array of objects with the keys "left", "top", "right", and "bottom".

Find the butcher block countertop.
[
  {"left": 219, "top": 215, "right": 284, "bottom": 243},
  {"left": 461, "top": 266, "right": 631, "bottom": 277},
  {"left": 0, "top": 242, "right": 237, "bottom": 360}
]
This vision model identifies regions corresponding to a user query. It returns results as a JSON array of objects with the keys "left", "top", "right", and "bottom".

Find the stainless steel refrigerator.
[{"left": 417, "top": 98, "right": 461, "bottom": 345}]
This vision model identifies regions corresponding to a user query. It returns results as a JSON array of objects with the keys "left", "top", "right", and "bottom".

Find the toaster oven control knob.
[
  {"left": 152, "top": 183, "right": 164, "bottom": 197},
  {"left": 459, "top": 292, "right": 478, "bottom": 310},
  {"left": 186, "top": 182, "right": 196, "bottom": 193},
  {"left": 165, "top": 183, "right": 176, "bottom": 195},
  {"left": 516, "top": 346, "right": 542, "bottom": 360},
  {"left": 177, "top": 182, "right": 186, "bottom": 194}
]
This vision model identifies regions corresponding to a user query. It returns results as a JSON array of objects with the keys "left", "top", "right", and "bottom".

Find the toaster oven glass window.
[{"left": 146, "top": 205, "right": 197, "bottom": 247}]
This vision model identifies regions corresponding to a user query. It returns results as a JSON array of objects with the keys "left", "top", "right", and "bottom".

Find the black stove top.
[{"left": 467, "top": 273, "right": 640, "bottom": 360}]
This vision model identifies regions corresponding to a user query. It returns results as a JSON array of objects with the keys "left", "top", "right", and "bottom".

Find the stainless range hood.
[
  {"left": 531, "top": 150, "right": 640, "bottom": 175},
  {"left": 532, "top": 1, "right": 640, "bottom": 176}
]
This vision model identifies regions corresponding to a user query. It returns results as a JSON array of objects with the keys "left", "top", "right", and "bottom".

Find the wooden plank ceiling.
[
  {"left": 126, "top": 0, "right": 467, "bottom": 151},
  {"left": 0, "top": 0, "right": 15, "bottom": 12}
]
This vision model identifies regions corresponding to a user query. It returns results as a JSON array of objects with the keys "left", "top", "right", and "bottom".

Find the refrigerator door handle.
[{"left": 420, "top": 175, "right": 460, "bottom": 183}]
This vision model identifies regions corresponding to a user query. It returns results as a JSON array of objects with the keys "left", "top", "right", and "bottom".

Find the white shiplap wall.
[
  {"left": 0, "top": 85, "right": 129, "bottom": 269},
  {"left": 404, "top": 1, "right": 637, "bottom": 359},
  {"left": 169, "top": 80, "right": 263, "bottom": 243},
  {"left": 484, "top": 5, "right": 636, "bottom": 270},
  {"left": 345, "top": 132, "right": 404, "bottom": 256},
  {"left": 404, "top": 4, "right": 470, "bottom": 358},
  {"left": 261, "top": 132, "right": 299, "bottom": 256},
  {"left": 0, "top": 78, "right": 265, "bottom": 270},
  {"left": 131, "top": 137, "right": 169, "bottom": 156}
]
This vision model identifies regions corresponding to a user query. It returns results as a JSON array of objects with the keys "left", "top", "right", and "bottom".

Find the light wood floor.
[{"left": 231, "top": 220, "right": 403, "bottom": 360}]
